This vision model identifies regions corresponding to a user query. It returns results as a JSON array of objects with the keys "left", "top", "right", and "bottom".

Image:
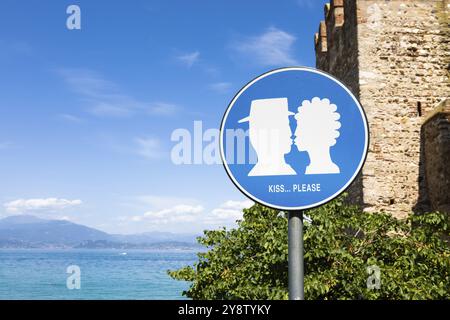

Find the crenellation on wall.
[
  {"left": 314, "top": 0, "right": 450, "bottom": 217},
  {"left": 329, "top": 0, "right": 345, "bottom": 27},
  {"left": 324, "top": 3, "right": 331, "bottom": 19},
  {"left": 314, "top": 21, "right": 328, "bottom": 53},
  {"left": 314, "top": 21, "right": 329, "bottom": 70},
  {"left": 325, "top": 0, "right": 346, "bottom": 73}
]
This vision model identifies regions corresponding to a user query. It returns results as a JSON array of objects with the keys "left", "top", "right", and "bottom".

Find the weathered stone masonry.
[
  {"left": 314, "top": 0, "right": 450, "bottom": 217},
  {"left": 421, "top": 99, "right": 450, "bottom": 213}
]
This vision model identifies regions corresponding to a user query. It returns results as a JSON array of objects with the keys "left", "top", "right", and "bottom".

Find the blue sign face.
[{"left": 220, "top": 67, "right": 369, "bottom": 210}]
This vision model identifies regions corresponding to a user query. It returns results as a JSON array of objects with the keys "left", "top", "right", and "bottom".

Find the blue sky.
[{"left": 0, "top": 0, "right": 328, "bottom": 234}]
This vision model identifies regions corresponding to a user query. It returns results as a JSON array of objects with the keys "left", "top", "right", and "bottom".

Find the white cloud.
[
  {"left": 0, "top": 141, "right": 13, "bottom": 150},
  {"left": 147, "top": 102, "right": 179, "bottom": 116},
  {"left": 210, "top": 208, "right": 243, "bottom": 220},
  {"left": 297, "top": 0, "right": 315, "bottom": 8},
  {"left": 4, "top": 198, "right": 82, "bottom": 213},
  {"left": 0, "top": 40, "right": 32, "bottom": 57},
  {"left": 59, "top": 68, "right": 116, "bottom": 97},
  {"left": 233, "top": 27, "right": 298, "bottom": 67},
  {"left": 131, "top": 204, "right": 204, "bottom": 224},
  {"left": 135, "top": 195, "right": 199, "bottom": 209},
  {"left": 134, "top": 137, "right": 164, "bottom": 160},
  {"left": 176, "top": 51, "right": 200, "bottom": 68},
  {"left": 208, "top": 82, "right": 232, "bottom": 94},
  {"left": 123, "top": 198, "right": 253, "bottom": 230},
  {"left": 59, "top": 114, "right": 83, "bottom": 123},
  {"left": 91, "top": 102, "right": 134, "bottom": 117},
  {"left": 221, "top": 200, "right": 255, "bottom": 211},
  {"left": 207, "top": 199, "right": 254, "bottom": 223},
  {"left": 58, "top": 68, "right": 180, "bottom": 118},
  {"left": 98, "top": 135, "right": 167, "bottom": 162}
]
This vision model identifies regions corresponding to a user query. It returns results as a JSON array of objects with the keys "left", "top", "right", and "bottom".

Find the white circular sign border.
[{"left": 219, "top": 66, "right": 370, "bottom": 211}]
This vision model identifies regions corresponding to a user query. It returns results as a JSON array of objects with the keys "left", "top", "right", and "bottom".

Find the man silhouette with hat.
[{"left": 239, "top": 98, "right": 296, "bottom": 176}]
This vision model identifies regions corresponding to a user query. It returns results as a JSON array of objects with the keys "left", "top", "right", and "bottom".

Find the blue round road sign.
[{"left": 220, "top": 67, "right": 369, "bottom": 210}]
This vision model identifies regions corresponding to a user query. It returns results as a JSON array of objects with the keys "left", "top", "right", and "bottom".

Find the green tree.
[{"left": 169, "top": 195, "right": 449, "bottom": 299}]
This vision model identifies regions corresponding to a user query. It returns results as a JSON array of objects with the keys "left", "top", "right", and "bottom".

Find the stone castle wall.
[
  {"left": 314, "top": 0, "right": 450, "bottom": 217},
  {"left": 421, "top": 99, "right": 450, "bottom": 213}
]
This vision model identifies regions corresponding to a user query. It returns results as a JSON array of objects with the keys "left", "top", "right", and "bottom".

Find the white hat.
[{"left": 238, "top": 98, "right": 294, "bottom": 123}]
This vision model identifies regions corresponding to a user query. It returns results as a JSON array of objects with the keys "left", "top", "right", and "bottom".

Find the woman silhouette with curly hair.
[{"left": 294, "top": 97, "right": 341, "bottom": 174}]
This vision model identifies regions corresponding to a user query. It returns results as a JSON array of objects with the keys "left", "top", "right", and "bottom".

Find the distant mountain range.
[{"left": 0, "top": 215, "right": 201, "bottom": 249}]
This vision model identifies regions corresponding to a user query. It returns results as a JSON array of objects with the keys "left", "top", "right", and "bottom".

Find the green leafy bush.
[{"left": 168, "top": 195, "right": 449, "bottom": 299}]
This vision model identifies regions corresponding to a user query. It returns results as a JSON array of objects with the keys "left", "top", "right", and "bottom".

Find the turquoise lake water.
[{"left": 0, "top": 249, "right": 197, "bottom": 300}]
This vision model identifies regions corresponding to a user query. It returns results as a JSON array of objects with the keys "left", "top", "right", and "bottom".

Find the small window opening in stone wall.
[
  {"left": 389, "top": 199, "right": 395, "bottom": 205},
  {"left": 417, "top": 101, "right": 422, "bottom": 117}
]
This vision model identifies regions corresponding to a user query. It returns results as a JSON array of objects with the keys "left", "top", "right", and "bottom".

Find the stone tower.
[{"left": 314, "top": 0, "right": 450, "bottom": 217}]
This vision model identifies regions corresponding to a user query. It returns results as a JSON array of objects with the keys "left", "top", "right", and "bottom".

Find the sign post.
[
  {"left": 288, "top": 211, "right": 304, "bottom": 300},
  {"left": 220, "top": 67, "right": 369, "bottom": 301}
]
